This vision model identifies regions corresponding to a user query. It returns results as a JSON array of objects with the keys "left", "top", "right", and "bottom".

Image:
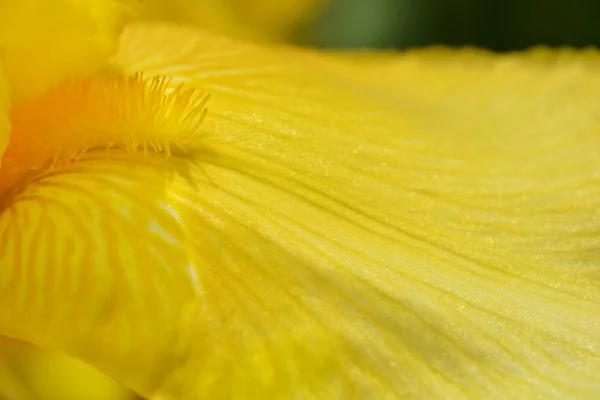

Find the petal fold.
[
  {"left": 0, "top": 335, "right": 135, "bottom": 400},
  {"left": 0, "top": 0, "right": 139, "bottom": 101}
]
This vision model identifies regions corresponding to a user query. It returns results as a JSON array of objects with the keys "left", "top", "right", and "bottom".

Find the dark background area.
[{"left": 304, "top": 0, "right": 600, "bottom": 51}]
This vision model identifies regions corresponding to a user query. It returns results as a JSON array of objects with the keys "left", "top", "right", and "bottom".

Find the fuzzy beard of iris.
[{"left": 0, "top": 73, "right": 209, "bottom": 195}]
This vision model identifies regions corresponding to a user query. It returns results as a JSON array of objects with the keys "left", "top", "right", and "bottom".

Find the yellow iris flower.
[{"left": 1, "top": 1, "right": 600, "bottom": 400}]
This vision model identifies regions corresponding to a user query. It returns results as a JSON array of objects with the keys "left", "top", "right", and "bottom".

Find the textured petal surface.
[
  {"left": 0, "top": 0, "right": 139, "bottom": 101},
  {"left": 1, "top": 23, "right": 600, "bottom": 399},
  {"left": 141, "top": 0, "right": 327, "bottom": 41}
]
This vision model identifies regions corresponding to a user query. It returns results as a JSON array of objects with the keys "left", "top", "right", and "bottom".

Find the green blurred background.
[{"left": 305, "top": 0, "right": 600, "bottom": 50}]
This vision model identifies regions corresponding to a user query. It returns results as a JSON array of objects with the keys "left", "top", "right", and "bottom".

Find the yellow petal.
[
  {"left": 1, "top": 23, "right": 600, "bottom": 399},
  {"left": 0, "top": 64, "right": 9, "bottom": 160},
  {"left": 141, "top": 0, "right": 327, "bottom": 41},
  {"left": 16, "top": 349, "right": 135, "bottom": 400},
  {"left": 0, "top": 0, "right": 139, "bottom": 101},
  {"left": 0, "top": 335, "right": 135, "bottom": 400}
]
